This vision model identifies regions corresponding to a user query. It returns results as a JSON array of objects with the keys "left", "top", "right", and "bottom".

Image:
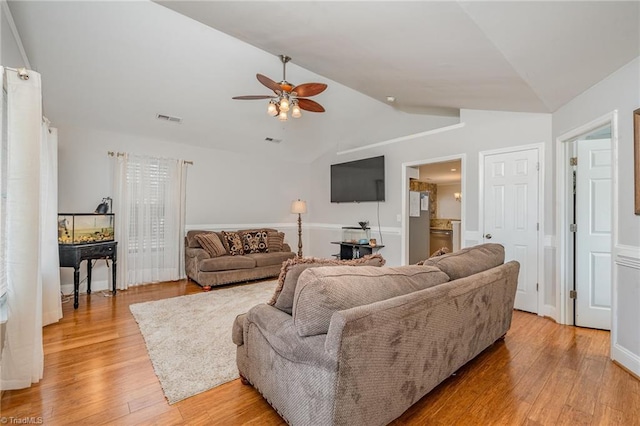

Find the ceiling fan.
[{"left": 233, "top": 55, "right": 327, "bottom": 121}]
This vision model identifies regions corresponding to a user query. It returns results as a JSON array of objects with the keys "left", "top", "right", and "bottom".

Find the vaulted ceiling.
[{"left": 7, "top": 1, "right": 639, "bottom": 162}]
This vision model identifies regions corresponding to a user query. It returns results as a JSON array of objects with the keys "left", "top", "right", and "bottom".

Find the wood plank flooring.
[{"left": 1, "top": 279, "right": 638, "bottom": 425}]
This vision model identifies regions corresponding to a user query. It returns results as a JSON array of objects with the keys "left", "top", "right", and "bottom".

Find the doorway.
[
  {"left": 401, "top": 155, "right": 465, "bottom": 265},
  {"left": 559, "top": 120, "right": 614, "bottom": 330}
]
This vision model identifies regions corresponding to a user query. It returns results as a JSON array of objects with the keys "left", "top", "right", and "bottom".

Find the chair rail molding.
[{"left": 614, "top": 244, "right": 640, "bottom": 269}]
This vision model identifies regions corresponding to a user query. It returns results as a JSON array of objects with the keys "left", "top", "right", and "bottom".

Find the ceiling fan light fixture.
[
  {"left": 279, "top": 97, "right": 290, "bottom": 112},
  {"left": 291, "top": 104, "right": 302, "bottom": 118},
  {"left": 233, "top": 55, "right": 327, "bottom": 122},
  {"left": 267, "top": 101, "right": 278, "bottom": 116}
]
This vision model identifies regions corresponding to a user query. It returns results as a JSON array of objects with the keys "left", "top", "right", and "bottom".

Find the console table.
[
  {"left": 331, "top": 241, "right": 384, "bottom": 260},
  {"left": 59, "top": 241, "right": 117, "bottom": 309}
]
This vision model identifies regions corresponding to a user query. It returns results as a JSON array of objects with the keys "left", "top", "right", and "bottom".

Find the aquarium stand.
[{"left": 59, "top": 241, "right": 117, "bottom": 309}]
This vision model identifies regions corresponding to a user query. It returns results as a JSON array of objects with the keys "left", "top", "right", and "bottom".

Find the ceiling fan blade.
[
  {"left": 256, "top": 74, "right": 281, "bottom": 92},
  {"left": 297, "top": 98, "right": 325, "bottom": 113},
  {"left": 232, "top": 95, "right": 276, "bottom": 100},
  {"left": 292, "top": 83, "right": 327, "bottom": 97}
]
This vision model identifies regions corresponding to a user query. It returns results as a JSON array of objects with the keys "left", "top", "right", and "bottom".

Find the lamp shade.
[{"left": 291, "top": 199, "right": 307, "bottom": 214}]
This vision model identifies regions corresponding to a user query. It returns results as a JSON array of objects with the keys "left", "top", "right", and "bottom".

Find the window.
[{"left": 126, "top": 157, "right": 172, "bottom": 253}]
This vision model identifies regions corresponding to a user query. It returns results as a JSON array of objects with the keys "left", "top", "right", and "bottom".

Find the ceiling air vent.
[
  {"left": 265, "top": 137, "right": 282, "bottom": 144},
  {"left": 156, "top": 113, "right": 182, "bottom": 124}
]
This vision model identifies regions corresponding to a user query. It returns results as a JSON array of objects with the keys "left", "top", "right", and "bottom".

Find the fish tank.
[
  {"left": 58, "top": 213, "right": 115, "bottom": 245},
  {"left": 342, "top": 226, "right": 371, "bottom": 244}
]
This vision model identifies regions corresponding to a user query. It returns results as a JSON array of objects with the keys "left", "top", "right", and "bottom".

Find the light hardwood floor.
[{"left": 1, "top": 279, "right": 639, "bottom": 425}]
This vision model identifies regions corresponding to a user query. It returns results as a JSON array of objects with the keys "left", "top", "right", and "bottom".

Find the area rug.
[{"left": 129, "top": 280, "right": 277, "bottom": 404}]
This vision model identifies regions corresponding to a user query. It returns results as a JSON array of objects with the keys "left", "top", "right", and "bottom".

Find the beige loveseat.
[
  {"left": 233, "top": 243, "right": 519, "bottom": 425},
  {"left": 185, "top": 229, "right": 295, "bottom": 287}
]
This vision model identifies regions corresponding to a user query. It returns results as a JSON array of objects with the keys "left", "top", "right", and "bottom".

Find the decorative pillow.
[
  {"left": 194, "top": 233, "right": 227, "bottom": 257},
  {"left": 267, "top": 253, "right": 386, "bottom": 314},
  {"left": 242, "top": 230, "right": 269, "bottom": 254},
  {"left": 221, "top": 231, "right": 245, "bottom": 256},
  {"left": 267, "top": 231, "right": 285, "bottom": 252}
]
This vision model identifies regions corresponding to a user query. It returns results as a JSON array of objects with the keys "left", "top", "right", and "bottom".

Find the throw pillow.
[
  {"left": 221, "top": 231, "right": 245, "bottom": 256},
  {"left": 267, "top": 231, "right": 285, "bottom": 252},
  {"left": 194, "top": 233, "right": 227, "bottom": 257},
  {"left": 267, "top": 253, "right": 386, "bottom": 314},
  {"left": 242, "top": 230, "right": 269, "bottom": 254}
]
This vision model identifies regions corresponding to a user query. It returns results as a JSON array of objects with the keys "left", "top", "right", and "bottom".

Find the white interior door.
[
  {"left": 483, "top": 148, "right": 539, "bottom": 313},
  {"left": 575, "top": 138, "right": 612, "bottom": 330}
]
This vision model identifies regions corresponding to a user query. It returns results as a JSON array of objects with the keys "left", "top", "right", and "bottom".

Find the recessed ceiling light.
[{"left": 386, "top": 96, "right": 396, "bottom": 103}]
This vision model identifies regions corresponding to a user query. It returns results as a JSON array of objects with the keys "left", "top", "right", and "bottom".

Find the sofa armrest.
[
  {"left": 245, "top": 304, "right": 337, "bottom": 370},
  {"left": 232, "top": 313, "right": 246, "bottom": 346},
  {"left": 185, "top": 247, "right": 210, "bottom": 261}
]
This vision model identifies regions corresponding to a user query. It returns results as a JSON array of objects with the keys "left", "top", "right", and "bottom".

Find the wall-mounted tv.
[{"left": 331, "top": 156, "right": 385, "bottom": 203}]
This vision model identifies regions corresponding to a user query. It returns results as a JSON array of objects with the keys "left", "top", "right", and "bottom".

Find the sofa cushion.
[
  {"left": 293, "top": 265, "right": 450, "bottom": 337},
  {"left": 421, "top": 243, "right": 505, "bottom": 280},
  {"left": 186, "top": 230, "right": 217, "bottom": 248},
  {"left": 195, "top": 233, "right": 227, "bottom": 257},
  {"left": 199, "top": 255, "right": 256, "bottom": 272},
  {"left": 268, "top": 254, "right": 386, "bottom": 314},
  {"left": 242, "top": 230, "right": 269, "bottom": 254},
  {"left": 267, "top": 231, "right": 285, "bottom": 252},
  {"left": 221, "top": 231, "right": 245, "bottom": 256},
  {"left": 245, "top": 252, "right": 295, "bottom": 267}
]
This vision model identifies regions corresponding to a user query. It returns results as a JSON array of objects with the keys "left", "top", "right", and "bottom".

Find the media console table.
[
  {"left": 59, "top": 241, "right": 117, "bottom": 309},
  {"left": 331, "top": 241, "right": 384, "bottom": 260}
]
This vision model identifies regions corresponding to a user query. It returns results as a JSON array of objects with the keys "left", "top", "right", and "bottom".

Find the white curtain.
[
  {"left": 0, "top": 67, "right": 61, "bottom": 390},
  {"left": 112, "top": 154, "right": 187, "bottom": 289},
  {"left": 41, "top": 123, "right": 62, "bottom": 326}
]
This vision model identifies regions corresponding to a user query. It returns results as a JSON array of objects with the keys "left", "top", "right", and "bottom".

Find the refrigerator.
[{"left": 408, "top": 191, "right": 430, "bottom": 265}]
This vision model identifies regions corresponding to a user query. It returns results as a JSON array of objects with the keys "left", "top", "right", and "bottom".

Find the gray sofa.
[
  {"left": 233, "top": 243, "right": 519, "bottom": 425},
  {"left": 185, "top": 229, "right": 295, "bottom": 287}
]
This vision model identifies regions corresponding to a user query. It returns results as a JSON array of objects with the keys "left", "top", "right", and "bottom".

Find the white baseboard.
[
  {"left": 60, "top": 280, "right": 110, "bottom": 296},
  {"left": 612, "top": 343, "right": 640, "bottom": 378},
  {"left": 540, "top": 304, "right": 557, "bottom": 320}
]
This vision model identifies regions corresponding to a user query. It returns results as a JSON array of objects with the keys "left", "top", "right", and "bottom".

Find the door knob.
[{"left": 484, "top": 233, "right": 492, "bottom": 239}]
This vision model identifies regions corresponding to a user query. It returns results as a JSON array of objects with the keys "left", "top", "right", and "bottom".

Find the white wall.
[
  {"left": 1, "top": 1, "right": 26, "bottom": 68},
  {"left": 57, "top": 125, "right": 312, "bottom": 291},
  {"left": 307, "top": 109, "right": 552, "bottom": 266},
  {"left": 436, "top": 183, "right": 461, "bottom": 219},
  {"left": 552, "top": 56, "right": 640, "bottom": 377}
]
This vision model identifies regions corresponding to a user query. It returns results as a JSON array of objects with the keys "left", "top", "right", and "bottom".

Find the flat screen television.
[{"left": 331, "top": 156, "right": 385, "bottom": 203}]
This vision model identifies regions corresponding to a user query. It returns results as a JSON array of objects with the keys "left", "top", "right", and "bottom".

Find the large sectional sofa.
[
  {"left": 185, "top": 229, "right": 295, "bottom": 287},
  {"left": 233, "top": 243, "right": 519, "bottom": 425}
]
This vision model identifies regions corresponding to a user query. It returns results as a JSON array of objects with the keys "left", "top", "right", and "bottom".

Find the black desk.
[{"left": 59, "top": 241, "right": 117, "bottom": 309}]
